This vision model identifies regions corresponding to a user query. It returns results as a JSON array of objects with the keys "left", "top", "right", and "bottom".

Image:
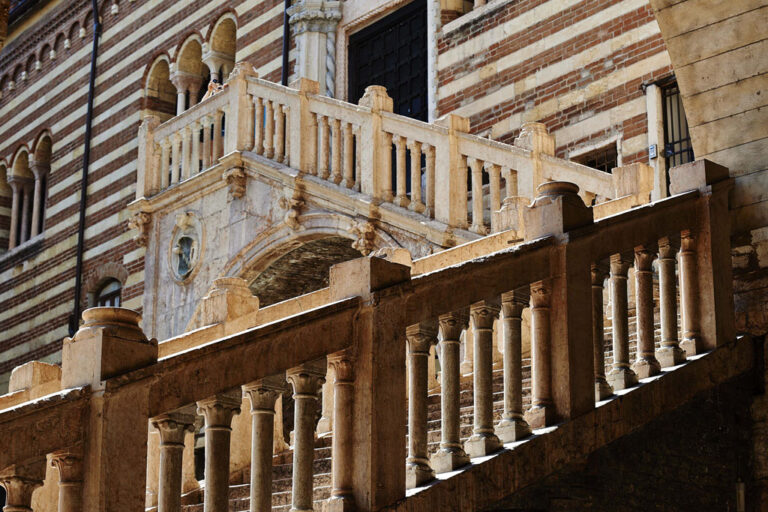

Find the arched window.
[
  {"left": 144, "top": 56, "right": 176, "bottom": 121},
  {"left": 95, "top": 279, "right": 122, "bottom": 307}
]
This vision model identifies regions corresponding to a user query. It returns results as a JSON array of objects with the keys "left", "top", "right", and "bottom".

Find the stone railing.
[
  {"left": 137, "top": 63, "right": 638, "bottom": 237},
  {"left": 0, "top": 160, "right": 731, "bottom": 512}
]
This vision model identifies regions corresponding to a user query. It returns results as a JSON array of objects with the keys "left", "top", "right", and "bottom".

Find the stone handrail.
[
  {"left": 0, "top": 160, "right": 731, "bottom": 512},
  {"left": 137, "top": 63, "right": 638, "bottom": 238}
]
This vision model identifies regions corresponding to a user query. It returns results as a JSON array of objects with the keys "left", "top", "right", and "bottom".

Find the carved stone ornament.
[
  {"left": 169, "top": 212, "right": 204, "bottom": 283},
  {"left": 128, "top": 211, "right": 151, "bottom": 247},
  {"left": 279, "top": 193, "right": 305, "bottom": 231},
  {"left": 223, "top": 168, "right": 247, "bottom": 199},
  {"left": 287, "top": 1, "right": 342, "bottom": 35},
  {"left": 350, "top": 221, "right": 376, "bottom": 256}
]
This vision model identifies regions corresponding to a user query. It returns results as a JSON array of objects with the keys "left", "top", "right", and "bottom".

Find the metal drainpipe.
[
  {"left": 281, "top": 0, "right": 290, "bottom": 86},
  {"left": 69, "top": 0, "right": 102, "bottom": 336}
]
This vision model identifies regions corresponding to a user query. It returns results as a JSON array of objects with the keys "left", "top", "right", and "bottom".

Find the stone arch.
[
  {"left": 205, "top": 13, "right": 237, "bottom": 81},
  {"left": 81, "top": 11, "right": 93, "bottom": 37},
  {"left": 53, "top": 33, "right": 65, "bottom": 55},
  {"left": 174, "top": 34, "right": 208, "bottom": 107},
  {"left": 223, "top": 212, "right": 399, "bottom": 306},
  {"left": 39, "top": 44, "right": 51, "bottom": 66},
  {"left": 31, "top": 131, "right": 52, "bottom": 235},
  {"left": 143, "top": 55, "right": 176, "bottom": 120},
  {"left": 11, "top": 64, "right": 22, "bottom": 86},
  {"left": 0, "top": 75, "right": 7, "bottom": 98},
  {"left": 84, "top": 262, "right": 129, "bottom": 307},
  {"left": 11, "top": 147, "right": 32, "bottom": 179},
  {"left": 67, "top": 21, "right": 80, "bottom": 44},
  {"left": 24, "top": 54, "right": 36, "bottom": 77}
]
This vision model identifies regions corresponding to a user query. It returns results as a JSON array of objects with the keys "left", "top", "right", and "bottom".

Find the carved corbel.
[
  {"left": 279, "top": 189, "right": 305, "bottom": 231},
  {"left": 128, "top": 211, "right": 151, "bottom": 247},
  {"left": 223, "top": 168, "right": 247, "bottom": 199},
  {"left": 350, "top": 220, "right": 376, "bottom": 256}
]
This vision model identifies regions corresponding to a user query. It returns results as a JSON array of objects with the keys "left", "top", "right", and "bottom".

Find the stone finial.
[
  {"left": 350, "top": 221, "right": 376, "bottom": 255},
  {"left": 61, "top": 307, "right": 157, "bottom": 389},
  {"left": 358, "top": 85, "right": 393, "bottom": 113},
  {"left": 514, "top": 122, "right": 555, "bottom": 156},
  {"left": 128, "top": 211, "right": 151, "bottom": 247},
  {"left": 186, "top": 277, "right": 260, "bottom": 331},
  {"left": 523, "top": 181, "right": 593, "bottom": 241}
]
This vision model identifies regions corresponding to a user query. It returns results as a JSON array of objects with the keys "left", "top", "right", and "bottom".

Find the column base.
[
  {"left": 326, "top": 495, "right": 355, "bottom": 512},
  {"left": 681, "top": 336, "right": 704, "bottom": 357},
  {"left": 631, "top": 357, "right": 661, "bottom": 379},
  {"left": 430, "top": 446, "right": 470, "bottom": 474},
  {"left": 595, "top": 378, "right": 613, "bottom": 401},
  {"left": 406, "top": 460, "right": 436, "bottom": 489},
  {"left": 496, "top": 418, "right": 531, "bottom": 443},
  {"left": 657, "top": 345, "right": 686, "bottom": 367},
  {"left": 524, "top": 404, "right": 554, "bottom": 430},
  {"left": 607, "top": 367, "right": 638, "bottom": 391},
  {"left": 464, "top": 432, "right": 502, "bottom": 458}
]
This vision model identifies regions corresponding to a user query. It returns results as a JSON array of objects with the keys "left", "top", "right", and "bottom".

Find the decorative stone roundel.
[{"left": 169, "top": 212, "right": 204, "bottom": 283}]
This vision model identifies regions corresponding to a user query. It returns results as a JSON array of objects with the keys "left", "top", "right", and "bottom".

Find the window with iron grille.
[
  {"left": 574, "top": 144, "right": 618, "bottom": 174},
  {"left": 662, "top": 82, "right": 694, "bottom": 169}
]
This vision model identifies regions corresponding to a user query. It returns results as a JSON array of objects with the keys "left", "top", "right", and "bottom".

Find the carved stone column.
[
  {"left": 287, "top": 0, "right": 342, "bottom": 97},
  {"left": 170, "top": 71, "right": 200, "bottom": 115},
  {"left": 327, "top": 352, "right": 355, "bottom": 510},
  {"left": 591, "top": 264, "right": 612, "bottom": 400},
  {"left": 19, "top": 179, "right": 32, "bottom": 243},
  {"left": 657, "top": 237, "right": 685, "bottom": 367},
  {"left": 679, "top": 230, "right": 702, "bottom": 355},
  {"left": 243, "top": 377, "right": 286, "bottom": 512},
  {"left": 50, "top": 449, "right": 83, "bottom": 512},
  {"left": 405, "top": 323, "right": 437, "bottom": 488},
  {"left": 632, "top": 246, "right": 661, "bottom": 378},
  {"left": 286, "top": 361, "right": 326, "bottom": 512},
  {"left": 29, "top": 160, "right": 48, "bottom": 238},
  {"left": 7, "top": 178, "right": 22, "bottom": 249},
  {"left": 196, "top": 394, "right": 241, "bottom": 512},
  {"left": 497, "top": 291, "right": 531, "bottom": 442},
  {"left": 152, "top": 412, "right": 195, "bottom": 512},
  {"left": 0, "top": 459, "right": 45, "bottom": 512},
  {"left": 465, "top": 301, "right": 501, "bottom": 456},
  {"left": 431, "top": 312, "right": 470, "bottom": 473},
  {"left": 525, "top": 280, "right": 553, "bottom": 428},
  {"left": 606, "top": 254, "right": 638, "bottom": 390}
]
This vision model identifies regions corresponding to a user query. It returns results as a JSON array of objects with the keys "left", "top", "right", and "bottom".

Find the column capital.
[
  {"left": 680, "top": 229, "right": 695, "bottom": 252},
  {"left": 405, "top": 322, "right": 438, "bottom": 354},
  {"left": 469, "top": 301, "right": 501, "bottom": 329},
  {"left": 243, "top": 375, "right": 287, "bottom": 412},
  {"left": 28, "top": 159, "right": 49, "bottom": 179},
  {"left": 609, "top": 253, "right": 632, "bottom": 276},
  {"left": 287, "top": 360, "right": 327, "bottom": 397},
  {"left": 50, "top": 449, "right": 83, "bottom": 483},
  {"left": 7, "top": 174, "right": 32, "bottom": 191},
  {"left": 501, "top": 289, "right": 529, "bottom": 317},
  {"left": 328, "top": 351, "right": 356, "bottom": 383},
  {"left": 590, "top": 263, "right": 608, "bottom": 286},
  {"left": 152, "top": 412, "right": 195, "bottom": 445},
  {"left": 287, "top": 0, "right": 342, "bottom": 35},
  {"left": 634, "top": 245, "right": 656, "bottom": 271},
  {"left": 169, "top": 70, "right": 201, "bottom": 94},
  {"left": 530, "top": 279, "right": 552, "bottom": 309},
  {"left": 0, "top": 459, "right": 46, "bottom": 509},
  {"left": 658, "top": 236, "right": 680, "bottom": 258},
  {"left": 196, "top": 394, "right": 241, "bottom": 428},
  {"left": 438, "top": 311, "right": 468, "bottom": 342}
]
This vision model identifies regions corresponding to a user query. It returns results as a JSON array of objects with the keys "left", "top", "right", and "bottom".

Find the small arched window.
[{"left": 95, "top": 279, "right": 122, "bottom": 307}]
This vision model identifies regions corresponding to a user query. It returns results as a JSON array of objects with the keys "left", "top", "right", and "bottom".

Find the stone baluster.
[
  {"left": 632, "top": 246, "right": 661, "bottom": 378},
  {"left": 431, "top": 312, "right": 470, "bottom": 473},
  {"left": 153, "top": 412, "right": 195, "bottom": 512},
  {"left": 354, "top": 125, "right": 362, "bottom": 190},
  {"left": 287, "top": 361, "right": 326, "bottom": 512},
  {"left": 606, "top": 254, "right": 638, "bottom": 390},
  {"left": 191, "top": 121, "right": 202, "bottom": 175},
  {"left": 393, "top": 135, "right": 408, "bottom": 207},
  {"left": 381, "top": 131, "right": 394, "bottom": 202},
  {"left": 307, "top": 110, "right": 319, "bottom": 176},
  {"left": 196, "top": 394, "right": 241, "bottom": 512},
  {"left": 263, "top": 101, "right": 275, "bottom": 160},
  {"left": 318, "top": 115, "right": 330, "bottom": 179},
  {"left": 19, "top": 180, "right": 32, "bottom": 243},
  {"left": 408, "top": 140, "right": 425, "bottom": 213},
  {"left": 425, "top": 144, "right": 436, "bottom": 217},
  {"left": 170, "top": 133, "right": 181, "bottom": 184},
  {"left": 283, "top": 106, "right": 291, "bottom": 162},
  {"left": 0, "top": 460, "right": 45, "bottom": 512},
  {"left": 465, "top": 301, "right": 502, "bottom": 456},
  {"left": 591, "top": 264, "right": 612, "bottom": 400},
  {"left": 7, "top": 178, "right": 22, "bottom": 249},
  {"left": 181, "top": 126, "right": 191, "bottom": 181},
  {"left": 243, "top": 377, "right": 285, "bottom": 512},
  {"left": 405, "top": 323, "right": 438, "bottom": 488},
  {"left": 526, "top": 280, "right": 553, "bottom": 428},
  {"left": 469, "top": 157, "right": 486, "bottom": 234},
  {"left": 341, "top": 122, "right": 355, "bottom": 188},
  {"left": 50, "top": 450, "right": 82, "bottom": 512},
  {"left": 213, "top": 110, "right": 225, "bottom": 161},
  {"left": 254, "top": 97, "right": 264, "bottom": 155},
  {"left": 29, "top": 161, "right": 48, "bottom": 238},
  {"left": 161, "top": 138, "right": 171, "bottom": 188},
  {"left": 330, "top": 118, "right": 342, "bottom": 184},
  {"left": 504, "top": 167, "right": 518, "bottom": 197},
  {"left": 327, "top": 352, "right": 355, "bottom": 509},
  {"left": 275, "top": 103, "right": 286, "bottom": 163},
  {"left": 497, "top": 291, "right": 531, "bottom": 442},
  {"left": 202, "top": 117, "right": 212, "bottom": 169},
  {"left": 679, "top": 230, "right": 702, "bottom": 355},
  {"left": 657, "top": 237, "right": 685, "bottom": 366}
]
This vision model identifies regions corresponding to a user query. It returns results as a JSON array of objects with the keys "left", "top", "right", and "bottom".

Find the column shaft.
[
  {"left": 526, "top": 280, "right": 553, "bottom": 428},
  {"left": 679, "top": 230, "right": 702, "bottom": 355},
  {"left": 19, "top": 183, "right": 31, "bottom": 243},
  {"left": 632, "top": 247, "right": 661, "bottom": 378},
  {"left": 591, "top": 265, "right": 612, "bottom": 401},
  {"left": 328, "top": 353, "right": 355, "bottom": 510},
  {"left": 197, "top": 395, "right": 241, "bottom": 512},
  {"left": 606, "top": 254, "right": 637, "bottom": 390},
  {"left": 405, "top": 324, "right": 436, "bottom": 488},
  {"left": 8, "top": 181, "right": 21, "bottom": 249},
  {"left": 153, "top": 413, "right": 194, "bottom": 512},
  {"left": 658, "top": 237, "right": 685, "bottom": 367},
  {"left": 497, "top": 291, "right": 531, "bottom": 441}
]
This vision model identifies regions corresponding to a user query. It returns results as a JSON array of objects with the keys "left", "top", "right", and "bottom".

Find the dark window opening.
[
  {"left": 96, "top": 279, "right": 122, "bottom": 307},
  {"left": 662, "top": 82, "right": 694, "bottom": 170},
  {"left": 574, "top": 144, "right": 618, "bottom": 174}
]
